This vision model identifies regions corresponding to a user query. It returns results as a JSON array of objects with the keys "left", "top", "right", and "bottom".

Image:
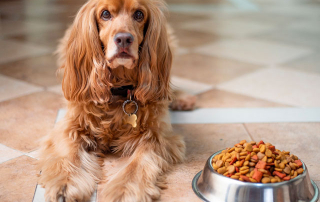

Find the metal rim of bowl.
[{"left": 192, "top": 150, "right": 320, "bottom": 202}]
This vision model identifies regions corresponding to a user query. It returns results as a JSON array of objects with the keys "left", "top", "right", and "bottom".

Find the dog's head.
[{"left": 60, "top": 0, "right": 172, "bottom": 104}]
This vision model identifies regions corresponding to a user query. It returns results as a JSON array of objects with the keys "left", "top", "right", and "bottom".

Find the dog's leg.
[
  {"left": 170, "top": 90, "right": 197, "bottom": 111},
  {"left": 38, "top": 122, "right": 102, "bottom": 202},
  {"left": 100, "top": 132, "right": 185, "bottom": 202}
]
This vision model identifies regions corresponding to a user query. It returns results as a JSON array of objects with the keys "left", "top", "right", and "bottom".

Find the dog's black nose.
[{"left": 114, "top": 33, "right": 134, "bottom": 48}]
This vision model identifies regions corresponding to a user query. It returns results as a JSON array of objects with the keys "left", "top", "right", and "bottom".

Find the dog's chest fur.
[{"left": 68, "top": 99, "right": 169, "bottom": 156}]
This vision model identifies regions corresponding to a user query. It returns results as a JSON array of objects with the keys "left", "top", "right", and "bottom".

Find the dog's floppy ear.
[
  {"left": 59, "top": 1, "right": 111, "bottom": 103},
  {"left": 135, "top": 1, "right": 172, "bottom": 104}
]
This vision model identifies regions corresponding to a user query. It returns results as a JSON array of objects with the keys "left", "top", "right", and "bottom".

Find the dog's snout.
[{"left": 114, "top": 33, "right": 134, "bottom": 48}]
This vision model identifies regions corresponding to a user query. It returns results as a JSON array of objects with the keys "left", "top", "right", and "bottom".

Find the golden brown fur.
[{"left": 38, "top": 0, "right": 186, "bottom": 201}]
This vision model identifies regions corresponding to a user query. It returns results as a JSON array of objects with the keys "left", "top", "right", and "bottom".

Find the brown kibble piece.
[
  {"left": 283, "top": 166, "right": 291, "bottom": 175},
  {"left": 289, "top": 162, "right": 296, "bottom": 170},
  {"left": 262, "top": 156, "right": 267, "bottom": 162},
  {"left": 279, "top": 162, "right": 285, "bottom": 169},
  {"left": 297, "top": 168, "right": 304, "bottom": 174},
  {"left": 271, "top": 178, "right": 278, "bottom": 183},
  {"left": 228, "top": 165, "right": 236, "bottom": 174},
  {"left": 216, "top": 160, "right": 223, "bottom": 168},
  {"left": 231, "top": 175, "right": 240, "bottom": 179},
  {"left": 261, "top": 177, "right": 271, "bottom": 183},
  {"left": 265, "top": 149, "right": 272, "bottom": 157},
  {"left": 217, "top": 167, "right": 226, "bottom": 174},
  {"left": 257, "top": 152, "right": 265, "bottom": 160},
  {"left": 244, "top": 144, "right": 253, "bottom": 152},
  {"left": 250, "top": 141, "right": 256, "bottom": 145},
  {"left": 212, "top": 163, "right": 219, "bottom": 170},
  {"left": 249, "top": 178, "right": 257, "bottom": 183},
  {"left": 260, "top": 145, "right": 266, "bottom": 153}
]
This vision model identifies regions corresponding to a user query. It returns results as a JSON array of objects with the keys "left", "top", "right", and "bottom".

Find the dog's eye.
[
  {"left": 133, "top": 10, "right": 144, "bottom": 22},
  {"left": 101, "top": 10, "right": 111, "bottom": 20}
]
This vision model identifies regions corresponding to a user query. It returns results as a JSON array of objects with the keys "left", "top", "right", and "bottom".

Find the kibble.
[{"left": 212, "top": 140, "right": 304, "bottom": 183}]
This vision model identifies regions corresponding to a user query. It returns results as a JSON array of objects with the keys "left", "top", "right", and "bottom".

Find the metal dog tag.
[{"left": 125, "top": 114, "right": 137, "bottom": 128}]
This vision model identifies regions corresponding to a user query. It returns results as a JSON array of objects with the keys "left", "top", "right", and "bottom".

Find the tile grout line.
[{"left": 243, "top": 123, "right": 254, "bottom": 142}]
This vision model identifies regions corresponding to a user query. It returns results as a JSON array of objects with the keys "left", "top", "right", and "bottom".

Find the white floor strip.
[
  {"left": 227, "top": 0, "right": 258, "bottom": 11},
  {"left": 56, "top": 107, "right": 320, "bottom": 124},
  {"left": 33, "top": 185, "right": 97, "bottom": 202},
  {"left": 170, "top": 107, "right": 320, "bottom": 124}
]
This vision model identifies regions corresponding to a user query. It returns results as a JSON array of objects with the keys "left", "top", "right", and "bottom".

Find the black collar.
[{"left": 111, "top": 85, "right": 134, "bottom": 97}]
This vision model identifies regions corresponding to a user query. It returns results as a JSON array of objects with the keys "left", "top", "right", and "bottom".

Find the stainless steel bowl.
[{"left": 192, "top": 150, "right": 319, "bottom": 202}]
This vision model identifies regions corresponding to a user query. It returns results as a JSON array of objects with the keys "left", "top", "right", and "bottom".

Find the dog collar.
[{"left": 111, "top": 85, "right": 134, "bottom": 97}]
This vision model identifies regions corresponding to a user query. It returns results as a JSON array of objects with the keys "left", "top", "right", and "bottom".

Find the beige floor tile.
[
  {"left": 0, "top": 39, "right": 51, "bottom": 64},
  {"left": 0, "top": 156, "right": 38, "bottom": 202},
  {"left": 0, "top": 55, "right": 60, "bottom": 87},
  {"left": 160, "top": 178, "right": 202, "bottom": 202},
  {"left": 0, "top": 74, "right": 43, "bottom": 102},
  {"left": 47, "top": 84, "right": 63, "bottom": 95},
  {"left": 167, "top": 0, "right": 228, "bottom": 5},
  {"left": 167, "top": 12, "right": 208, "bottom": 24},
  {"left": 180, "top": 19, "right": 275, "bottom": 38},
  {"left": 173, "top": 124, "right": 251, "bottom": 165},
  {"left": 0, "top": 143, "right": 23, "bottom": 164},
  {"left": 197, "top": 89, "right": 289, "bottom": 108},
  {"left": 287, "top": 19, "right": 320, "bottom": 35},
  {"left": 0, "top": 19, "right": 63, "bottom": 37},
  {"left": 8, "top": 29, "right": 65, "bottom": 50},
  {"left": 262, "top": 4, "right": 320, "bottom": 19},
  {"left": 283, "top": 52, "right": 320, "bottom": 74},
  {"left": 217, "top": 67, "right": 320, "bottom": 107},
  {"left": 173, "top": 29, "right": 218, "bottom": 48},
  {"left": 171, "top": 76, "right": 213, "bottom": 95},
  {"left": 229, "top": 12, "right": 298, "bottom": 26},
  {"left": 195, "top": 39, "right": 312, "bottom": 65},
  {"left": 244, "top": 123, "right": 320, "bottom": 181},
  {"left": 257, "top": 29, "right": 320, "bottom": 50},
  {"left": 172, "top": 53, "right": 261, "bottom": 85},
  {"left": 168, "top": 4, "right": 248, "bottom": 15},
  {"left": 0, "top": 91, "right": 64, "bottom": 152},
  {"left": 176, "top": 47, "right": 191, "bottom": 56}
]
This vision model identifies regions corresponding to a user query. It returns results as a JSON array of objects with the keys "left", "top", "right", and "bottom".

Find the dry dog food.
[{"left": 212, "top": 140, "right": 304, "bottom": 183}]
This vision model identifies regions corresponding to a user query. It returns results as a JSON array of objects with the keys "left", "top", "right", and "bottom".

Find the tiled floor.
[{"left": 0, "top": 0, "right": 320, "bottom": 202}]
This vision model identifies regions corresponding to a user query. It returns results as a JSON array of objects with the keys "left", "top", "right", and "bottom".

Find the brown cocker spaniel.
[{"left": 38, "top": 0, "right": 189, "bottom": 201}]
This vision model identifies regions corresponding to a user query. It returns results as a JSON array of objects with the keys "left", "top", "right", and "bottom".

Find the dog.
[{"left": 38, "top": 0, "right": 193, "bottom": 201}]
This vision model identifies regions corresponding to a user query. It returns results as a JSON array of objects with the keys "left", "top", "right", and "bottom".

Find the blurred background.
[{"left": 0, "top": 0, "right": 319, "bottom": 201}]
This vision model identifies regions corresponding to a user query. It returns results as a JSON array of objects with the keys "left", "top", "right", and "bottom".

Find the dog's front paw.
[
  {"left": 42, "top": 181, "right": 94, "bottom": 202},
  {"left": 101, "top": 178, "right": 161, "bottom": 202},
  {"left": 170, "top": 93, "right": 197, "bottom": 111},
  {"left": 43, "top": 184, "right": 69, "bottom": 202}
]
